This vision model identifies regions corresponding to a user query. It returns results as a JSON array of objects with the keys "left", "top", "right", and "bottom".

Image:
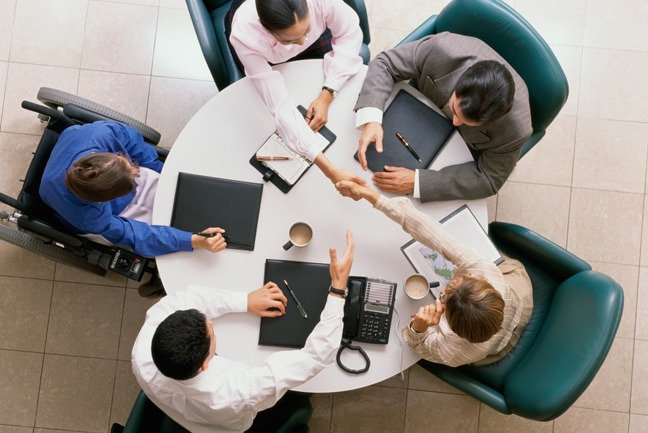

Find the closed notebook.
[
  {"left": 170, "top": 172, "right": 263, "bottom": 251},
  {"left": 354, "top": 89, "right": 455, "bottom": 172},
  {"left": 258, "top": 259, "right": 330, "bottom": 348}
]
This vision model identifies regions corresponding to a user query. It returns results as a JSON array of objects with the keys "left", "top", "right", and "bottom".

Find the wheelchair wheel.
[{"left": 37, "top": 87, "right": 162, "bottom": 144}]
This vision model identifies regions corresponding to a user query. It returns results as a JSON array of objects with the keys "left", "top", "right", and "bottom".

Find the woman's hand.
[
  {"left": 306, "top": 90, "right": 334, "bottom": 131},
  {"left": 411, "top": 300, "right": 445, "bottom": 333}
]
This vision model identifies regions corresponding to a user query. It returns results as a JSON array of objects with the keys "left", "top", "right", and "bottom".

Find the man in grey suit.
[{"left": 354, "top": 32, "right": 532, "bottom": 202}]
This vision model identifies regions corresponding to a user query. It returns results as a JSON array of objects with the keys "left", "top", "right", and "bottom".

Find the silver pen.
[{"left": 283, "top": 279, "right": 308, "bottom": 319}]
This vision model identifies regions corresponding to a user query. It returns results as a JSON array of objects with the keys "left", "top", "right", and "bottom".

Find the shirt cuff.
[
  {"left": 413, "top": 169, "right": 421, "bottom": 199},
  {"left": 355, "top": 107, "right": 383, "bottom": 129},
  {"left": 402, "top": 323, "right": 431, "bottom": 345},
  {"left": 304, "top": 135, "right": 328, "bottom": 163}
]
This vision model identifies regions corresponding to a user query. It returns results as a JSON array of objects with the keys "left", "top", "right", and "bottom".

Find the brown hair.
[
  {"left": 65, "top": 153, "right": 137, "bottom": 202},
  {"left": 444, "top": 268, "right": 505, "bottom": 343}
]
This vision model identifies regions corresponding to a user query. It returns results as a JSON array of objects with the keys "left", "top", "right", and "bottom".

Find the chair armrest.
[
  {"left": 396, "top": 15, "right": 438, "bottom": 46},
  {"left": 343, "top": 0, "right": 371, "bottom": 45},
  {"left": 489, "top": 222, "right": 591, "bottom": 281}
]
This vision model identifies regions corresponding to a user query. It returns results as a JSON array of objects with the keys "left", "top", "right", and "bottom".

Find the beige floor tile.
[
  {"left": 110, "top": 361, "right": 141, "bottom": 427},
  {"left": 631, "top": 414, "right": 648, "bottom": 433},
  {"left": 45, "top": 281, "right": 125, "bottom": 359},
  {"left": 509, "top": 115, "right": 576, "bottom": 187},
  {"left": 0, "top": 131, "right": 39, "bottom": 198},
  {"left": 514, "top": 0, "right": 586, "bottom": 46},
  {"left": 574, "top": 337, "right": 633, "bottom": 412},
  {"left": 589, "top": 262, "right": 638, "bottom": 339},
  {"left": 78, "top": 70, "right": 151, "bottom": 122},
  {"left": 160, "top": 0, "right": 184, "bottom": 7},
  {"left": 407, "top": 363, "right": 464, "bottom": 394},
  {"left": 567, "top": 188, "right": 643, "bottom": 265},
  {"left": 579, "top": 48, "right": 648, "bottom": 123},
  {"left": 1, "top": 63, "right": 78, "bottom": 135},
  {"left": 478, "top": 405, "right": 553, "bottom": 433},
  {"left": 146, "top": 76, "right": 217, "bottom": 148},
  {"left": 54, "top": 263, "right": 127, "bottom": 287},
  {"left": 0, "top": 350, "right": 43, "bottom": 426},
  {"left": 34, "top": 430, "right": 85, "bottom": 433},
  {"left": 636, "top": 267, "right": 648, "bottom": 340},
  {"left": 368, "top": 27, "right": 412, "bottom": 57},
  {"left": 36, "top": 354, "right": 116, "bottom": 432},
  {"left": 496, "top": 181, "right": 571, "bottom": 247},
  {"left": 109, "top": 0, "right": 160, "bottom": 5},
  {"left": 0, "top": 1, "right": 15, "bottom": 61},
  {"left": 553, "top": 407, "right": 629, "bottom": 433},
  {"left": 0, "top": 426, "right": 33, "bottom": 433},
  {"left": 573, "top": 118, "right": 648, "bottom": 194},
  {"left": 330, "top": 387, "right": 407, "bottom": 433},
  {"left": 0, "top": 62, "right": 7, "bottom": 115},
  {"left": 370, "top": 0, "right": 445, "bottom": 32},
  {"left": 10, "top": 0, "right": 86, "bottom": 68},
  {"left": 153, "top": 7, "right": 212, "bottom": 81},
  {"left": 81, "top": 1, "right": 157, "bottom": 75},
  {"left": 549, "top": 45, "right": 581, "bottom": 117},
  {"left": 584, "top": 0, "right": 648, "bottom": 52},
  {"left": 310, "top": 393, "right": 333, "bottom": 433},
  {"left": 642, "top": 197, "right": 648, "bottom": 267},
  {"left": 0, "top": 241, "right": 56, "bottom": 280},
  {"left": 632, "top": 340, "right": 648, "bottom": 414},
  {"left": 486, "top": 195, "right": 497, "bottom": 223},
  {"left": 404, "top": 391, "right": 479, "bottom": 433},
  {"left": 0, "top": 276, "right": 52, "bottom": 352},
  {"left": 118, "top": 288, "right": 158, "bottom": 360},
  {"left": 376, "top": 370, "right": 409, "bottom": 388}
]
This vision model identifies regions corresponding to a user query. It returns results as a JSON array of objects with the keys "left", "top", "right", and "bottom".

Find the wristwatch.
[
  {"left": 329, "top": 285, "right": 348, "bottom": 298},
  {"left": 322, "top": 86, "right": 337, "bottom": 98}
]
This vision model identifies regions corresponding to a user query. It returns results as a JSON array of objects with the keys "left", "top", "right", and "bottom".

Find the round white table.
[{"left": 153, "top": 59, "right": 487, "bottom": 393}]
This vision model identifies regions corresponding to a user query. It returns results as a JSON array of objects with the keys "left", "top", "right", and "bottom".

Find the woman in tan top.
[{"left": 336, "top": 181, "right": 533, "bottom": 367}]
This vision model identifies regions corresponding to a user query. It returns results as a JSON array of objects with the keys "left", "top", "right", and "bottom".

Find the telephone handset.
[{"left": 342, "top": 276, "right": 397, "bottom": 344}]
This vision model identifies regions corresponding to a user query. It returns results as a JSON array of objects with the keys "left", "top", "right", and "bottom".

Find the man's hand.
[
  {"left": 306, "top": 90, "right": 333, "bottom": 131},
  {"left": 372, "top": 166, "right": 415, "bottom": 194},
  {"left": 191, "top": 228, "right": 227, "bottom": 253},
  {"left": 411, "top": 300, "right": 445, "bottom": 333},
  {"left": 248, "top": 282, "right": 288, "bottom": 317},
  {"left": 329, "top": 230, "right": 355, "bottom": 292},
  {"left": 335, "top": 180, "right": 380, "bottom": 205},
  {"left": 357, "top": 122, "right": 384, "bottom": 171}
]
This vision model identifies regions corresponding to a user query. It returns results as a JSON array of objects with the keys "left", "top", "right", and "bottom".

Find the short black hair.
[
  {"left": 151, "top": 309, "right": 211, "bottom": 380},
  {"left": 454, "top": 60, "right": 515, "bottom": 124},
  {"left": 256, "top": 0, "right": 308, "bottom": 32}
]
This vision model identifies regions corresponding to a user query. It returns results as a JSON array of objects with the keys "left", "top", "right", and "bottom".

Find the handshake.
[{"left": 333, "top": 178, "right": 380, "bottom": 206}]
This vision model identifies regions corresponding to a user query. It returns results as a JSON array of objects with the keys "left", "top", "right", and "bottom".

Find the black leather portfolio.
[
  {"left": 170, "top": 172, "right": 263, "bottom": 251},
  {"left": 354, "top": 89, "right": 455, "bottom": 173},
  {"left": 249, "top": 106, "right": 336, "bottom": 194},
  {"left": 258, "top": 259, "right": 330, "bottom": 348}
]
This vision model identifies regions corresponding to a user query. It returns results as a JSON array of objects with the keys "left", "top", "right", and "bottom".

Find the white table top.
[{"left": 153, "top": 59, "right": 487, "bottom": 393}]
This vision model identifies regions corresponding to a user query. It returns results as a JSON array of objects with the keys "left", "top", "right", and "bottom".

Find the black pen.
[
  {"left": 396, "top": 132, "right": 422, "bottom": 163},
  {"left": 284, "top": 279, "right": 308, "bottom": 319},
  {"left": 195, "top": 232, "right": 230, "bottom": 241}
]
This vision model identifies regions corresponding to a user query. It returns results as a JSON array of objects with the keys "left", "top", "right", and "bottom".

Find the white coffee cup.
[
  {"left": 283, "top": 222, "right": 313, "bottom": 250},
  {"left": 404, "top": 273, "right": 430, "bottom": 300}
]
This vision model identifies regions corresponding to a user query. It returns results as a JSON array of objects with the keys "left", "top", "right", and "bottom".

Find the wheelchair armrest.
[
  {"left": 396, "top": 15, "right": 438, "bottom": 46},
  {"left": 17, "top": 215, "right": 84, "bottom": 248}
]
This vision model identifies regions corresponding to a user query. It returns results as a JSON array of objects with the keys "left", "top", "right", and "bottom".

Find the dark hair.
[
  {"left": 256, "top": 0, "right": 308, "bottom": 32},
  {"left": 65, "top": 152, "right": 136, "bottom": 202},
  {"left": 444, "top": 274, "right": 504, "bottom": 343},
  {"left": 151, "top": 309, "right": 211, "bottom": 380},
  {"left": 454, "top": 60, "right": 515, "bottom": 124}
]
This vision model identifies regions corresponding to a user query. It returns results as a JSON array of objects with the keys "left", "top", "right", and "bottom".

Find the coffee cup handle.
[
  {"left": 429, "top": 281, "right": 440, "bottom": 288},
  {"left": 283, "top": 240, "right": 294, "bottom": 251}
]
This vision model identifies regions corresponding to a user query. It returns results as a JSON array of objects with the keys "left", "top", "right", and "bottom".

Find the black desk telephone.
[{"left": 343, "top": 277, "right": 397, "bottom": 344}]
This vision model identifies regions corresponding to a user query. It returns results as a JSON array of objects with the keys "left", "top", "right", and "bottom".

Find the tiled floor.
[{"left": 0, "top": 0, "right": 646, "bottom": 432}]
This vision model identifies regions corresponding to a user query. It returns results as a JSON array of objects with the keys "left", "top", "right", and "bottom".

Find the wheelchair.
[{"left": 0, "top": 87, "right": 168, "bottom": 284}]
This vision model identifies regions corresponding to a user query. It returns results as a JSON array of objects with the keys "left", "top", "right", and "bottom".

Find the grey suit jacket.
[{"left": 355, "top": 32, "right": 532, "bottom": 203}]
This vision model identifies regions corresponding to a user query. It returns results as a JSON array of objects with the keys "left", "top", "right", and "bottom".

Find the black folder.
[
  {"left": 170, "top": 172, "right": 263, "bottom": 251},
  {"left": 354, "top": 90, "right": 456, "bottom": 173},
  {"left": 258, "top": 259, "right": 330, "bottom": 348},
  {"left": 249, "top": 106, "right": 336, "bottom": 194}
]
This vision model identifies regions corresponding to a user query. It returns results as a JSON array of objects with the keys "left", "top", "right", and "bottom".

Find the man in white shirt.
[{"left": 131, "top": 231, "right": 354, "bottom": 433}]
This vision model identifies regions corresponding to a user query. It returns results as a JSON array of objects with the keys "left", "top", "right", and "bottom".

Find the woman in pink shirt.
[{"left": 228, "top": 0, "right": 365, "bottom": 186}]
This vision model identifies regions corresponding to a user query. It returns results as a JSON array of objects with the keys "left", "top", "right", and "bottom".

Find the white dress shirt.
[
  {"left": 230, "top": 0, "right": 362, "bottom": 162},
  {"left": 132, "top": 286, "right": 345, "bottom": 433}
]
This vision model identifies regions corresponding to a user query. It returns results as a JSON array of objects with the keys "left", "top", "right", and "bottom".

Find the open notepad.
[{"left": 401, "top": 205, "right": 503, "bottom": 298}]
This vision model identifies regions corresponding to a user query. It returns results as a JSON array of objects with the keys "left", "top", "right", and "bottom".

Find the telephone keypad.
[{"left": 357, "top": 312, "right": 390, "bottom": 344}]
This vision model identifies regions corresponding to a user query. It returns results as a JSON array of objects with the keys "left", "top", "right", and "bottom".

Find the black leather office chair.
[{"left": 186, "top": 0, "right": 371, "bottom": 90}]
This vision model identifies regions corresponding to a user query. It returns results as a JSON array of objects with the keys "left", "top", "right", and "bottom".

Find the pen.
[
  {"left": 256, "top": 156, "right": 293, "bottom": 161},
  {"left": 283, "top": 279, "right": 308, "bottom": 319},
  {"left": 396, "top": 132, "right": 422, "bottom": 163},
  {"left": 195, "top": 232, "right": 230, "bottom": 241}
]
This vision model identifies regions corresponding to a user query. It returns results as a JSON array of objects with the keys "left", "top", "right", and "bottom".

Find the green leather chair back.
[
  {"left": 417, "top": 222, "right": 624, "bottom": 421},
  {"left": 186, "top": 0, "right": 371, "bottom": 90},
  {"left": 397, "top": 0, "right": 568, "bottom": 158}
]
